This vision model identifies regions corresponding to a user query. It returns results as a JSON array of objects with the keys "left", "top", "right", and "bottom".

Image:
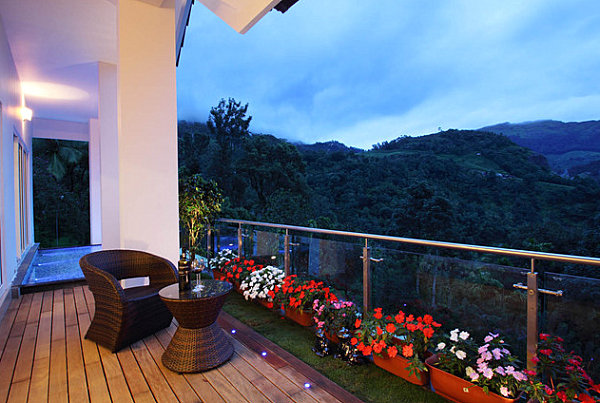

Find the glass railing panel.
[
  {"left": 287, "top": 232, "right": 363, "bottom": 303},
  {"left": 543, "top": 270, "right": 600, "bottom": 379},
  {"left": 253, "top": 229, "right": 283, "bottom": 267},
  {"left": 370, "top": 246, "right": 529, "bottom": 358}
]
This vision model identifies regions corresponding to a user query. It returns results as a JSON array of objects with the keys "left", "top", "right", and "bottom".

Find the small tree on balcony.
[{"left": 179, "top": 174, "right": 223, "bottom": 259}]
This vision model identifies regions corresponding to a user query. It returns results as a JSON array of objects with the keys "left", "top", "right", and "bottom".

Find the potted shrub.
[
  {"left": 273, "top": 275, "right": 337, "bottom": 327},
  {"left": 179, "top": 174, "right": 223, "bottom": 261},
  {"left": 354, "top": 308, "right": 441, "bottom": 385},
  {"left": 312, "top": 299, "right": 360, "bottom": 343},
  {"left": 426, "top": 330, "right": 526, "bottom": 403},
  {"left": 523, "top": 333, "right": 600, "bottom": 403},
  {"left": 239, "top": 265, "right": 285, "bottom": 309}
]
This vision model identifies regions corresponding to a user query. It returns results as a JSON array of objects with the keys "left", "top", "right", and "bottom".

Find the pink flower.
[
  {"left": 469, "top": 372, "right": 480, "bottom": 381},
  {"left": 482, "top": 367, "right": 494, "bottom": 379},
  {"left": 478, "top": 344, "right": 489, "bottom": 354},
  {"left": 495, "top": 367, "right": 506, "bottom": 376},
  {"left": 492, "top": 348, "right": 503, "bottom": 360}
]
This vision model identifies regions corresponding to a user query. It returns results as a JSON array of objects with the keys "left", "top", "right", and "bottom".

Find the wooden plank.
[
  {"left": 26, "top": 293, "right": 43, "bottom": 324},
  {"left": 73, "top": 287, "right": 110, "bottom": 402},
  {"left": 63, "top": 288, "right": 78, "bottom": 327},
  {"left": 130, "top": 339, "right": 177, "bottom": 403},
  {"left": 6, "top": 380, "right": 28, "bottom": 403},
  {"left": 63, "top": 289, "right": 90, "bottom": 403},
  {"left": 227, "top": 352, "right": 291, "bottom": 403},
  {"left": 97, "top": 342, "right": 134, "bottom": 403},
  {"left": 0, "top": 299, "right": 22, "bottom": 358},
  {"left": 202, "top": 367, "right": 249, "bottom": 403},
  {"left": 0, "top": 337, "right": 23, "bottom": 402},
  {"left": 221, "top": 313, "right": 363, "bottom": 403},
  {"left": 142, "top": 335, "right": 200, "bottom": 403},
  {"left": 278, "top": 365, "right": 343, "bottom": 403},
  {"left": 217, "top": 360, "right": 271, "bottom": 403},
  {"left": 232, "top": 338, "right": 320, "bottom": 403},
  {"left": 85, "top": 361, "right": 113, "bottom": 403},
  {"left": 117, "top": 347, "right": 155, "bottom": 403},
  {"left": 48, "top": 289, "right": 68, "bottom": 403},
  {"left": 66, "top": 323, "right": 90, "bottom": 403},
  {"left": 28, "top": 292, "right": 54, "bottom": 402},
  {"left": 9, "top": 294, "right": 33, "bottom": 339},
  {"left": 12, "top": 307, "right": 40, "bottom": 383},
  {"left": 154, "top": 328, "right": 225, "bottom": 403}
]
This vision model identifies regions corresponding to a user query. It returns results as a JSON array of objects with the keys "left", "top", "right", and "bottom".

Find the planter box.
[
  {"left": 284, "top": 308, "right": 313, "bottom": 327},
  {"left": 425, "top": 355, "right": 521, "bottom": 403},
  {"left": 324, "top": 331, "right": 340, "bottom": 344},
  {"left": 373, "top": 352, "right": 429, "bottom": 385},
  {"left": 256, "top": 298, "right": 273, "bottom": 309}
]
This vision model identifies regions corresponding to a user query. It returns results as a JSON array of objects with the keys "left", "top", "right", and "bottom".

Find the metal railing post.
[
  {"left": 284, "top": 229, "right": 290, "bottom": 277},
  {"left": 363, "top": 239, "right": 372, "bottom": 313},
  {"left": 237, "top": 224, "right": 243, "bottom": 256},
  {"left": 527, "top": 259, "right": 538, "bottom": 372}
]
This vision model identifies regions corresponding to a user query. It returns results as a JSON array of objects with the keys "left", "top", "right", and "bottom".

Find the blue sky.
[{"left": 176, "top": 0, "right": 600, "bottom": 149}]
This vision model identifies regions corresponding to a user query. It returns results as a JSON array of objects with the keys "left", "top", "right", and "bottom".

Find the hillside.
[{"left": 481, "top": 120, "right": 600, "bottom": 176}]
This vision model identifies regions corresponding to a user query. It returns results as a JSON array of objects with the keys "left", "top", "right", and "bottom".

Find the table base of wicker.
[
  {"left": 161, "top": 322, "right": 233, "bottom": 372},
  {"left": 159, "top": 281, "right": 234, "bottom": 373}
]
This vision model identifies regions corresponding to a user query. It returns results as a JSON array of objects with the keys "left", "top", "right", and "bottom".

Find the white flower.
[
  {"left": 455, "top": 350, "right": 466, "bottom": 360},
  {"left": 500, "top": 387, "right": 509, "bottom": 397},
  {"left": 450, "top": 346, "right": 456, "bottom": 354},
  {"left": 465, "top": 367, "right": 475, "bottom": 377},
  {"left": 436, "top": 342, "right": 446, "bottom": 351},
  {"left": 459, "top": 331, "right": 470, "bottom": 340},
  {"left": 450, "top": 329, "right": 459, "bottom": 342}
]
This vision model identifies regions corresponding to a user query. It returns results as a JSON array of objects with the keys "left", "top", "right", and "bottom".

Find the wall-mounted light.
[{"left": 21, "top": 107, "right": 33, "bottom": 121}]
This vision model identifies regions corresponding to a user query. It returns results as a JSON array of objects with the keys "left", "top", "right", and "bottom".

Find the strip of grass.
[{"left": 222, "top": 292, "right": 447, "bottom": 403}]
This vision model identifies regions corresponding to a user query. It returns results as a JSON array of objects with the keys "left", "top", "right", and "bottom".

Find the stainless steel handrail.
[{"left": 218, "top": 218, "right": 600, "bottom": 267}]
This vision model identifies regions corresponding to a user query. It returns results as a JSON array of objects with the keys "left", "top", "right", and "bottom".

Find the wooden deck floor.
[{"left": 0, "top": 286, "right": 363, "bottom": 403}]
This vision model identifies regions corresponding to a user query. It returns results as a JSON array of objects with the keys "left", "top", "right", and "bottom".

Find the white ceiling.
[
  {"left": 0, "top": 0, "right": 279, "bottom": 123},
  {"left": 0, "top": 0, "right": 117, "bottom": 122}
]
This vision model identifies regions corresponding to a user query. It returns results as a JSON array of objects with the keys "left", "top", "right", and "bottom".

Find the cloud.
[{"left": 177, "top": 0, "right": 600, "bottom": 149}]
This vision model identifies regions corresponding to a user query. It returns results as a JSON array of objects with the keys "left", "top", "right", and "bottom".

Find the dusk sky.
[{"left": 176, "top": 0, "right": 600, "bottom": 150}]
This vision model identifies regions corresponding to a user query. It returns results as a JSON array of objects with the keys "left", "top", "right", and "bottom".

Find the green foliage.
[
  {"left": 33, "top": 138, "right": 89, "bottom": 247},
  {"left": 178, "top": 174, "right": 223, "bottom": 255}
]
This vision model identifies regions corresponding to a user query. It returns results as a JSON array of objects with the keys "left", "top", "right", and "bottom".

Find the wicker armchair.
[{"left": 80, "top": 249, "right": 178, "bottom": 352}]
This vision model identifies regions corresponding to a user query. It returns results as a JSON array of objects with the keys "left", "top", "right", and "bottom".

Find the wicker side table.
[{"left": 159, "top": 281, "right": 233, "bottom": 373}]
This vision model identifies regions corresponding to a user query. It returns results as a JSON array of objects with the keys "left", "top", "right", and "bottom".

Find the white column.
[
  {"left": 115, "top": 0, "right": 179, "bottom": 263},
  {"left": 98, "top": 62, "right": 121, "bottom": 250},
  {"left": 88, "top": 118, "right": 102, "bottom": 245}
]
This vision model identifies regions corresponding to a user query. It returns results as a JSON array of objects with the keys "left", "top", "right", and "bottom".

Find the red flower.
[
  {"left": 531, "top": 356, "right": 540, "bottom": 364},
  {"left": 387, "top": 346, "right": 398, "bottom": 358},
  {"left": 289, "top": 297, "right": 297, "bottom": 306},
  {"left": 363, "top": 346, "right": 372, "bottom": 356},
  {"left": 357, "top": 342, "right": 365, "bottom": 351},
  {"left": 406, "top": 314, "right": 414, "bottom": 322},
  {"left": 423, "top": 327, "right": 434, "bottom": 339},
  {"left": 539, "top": 349, "right": 553, "bottom": 356},
  {"left": 374, "top": 308, "right": 383, "bottom": 320},
  {"left": 432, "top": 321, "right": 442, "bottom": 328},
  {"left": 248, "top": 260, "right": 254, "bottom": 265},
  {"left": 235, "top": 273, "right": 240, "bottom": 279},
  {"left": 395, "top": 312, "right": 405, "bottom": 324},
  {"left": 386, "top": 323, "right": 396, "bottom": 333},
  {"left": 350, "top": 337, "right": 358, "bottom": 346},
  {"left": 376, "top": 326, "right": 383, "bottom": 336},
  {"left": 556, "top": 391, "right": 567, "bottom": 402},
  {"left": 579, "top": 393, "right": 595, "bottom": 403},
  {"left": 355, "top": 319, "right": 362, "bottom": 328},
  {"left": 373, "top": 343, "right": 383, "bottom": 354},
  {"left": 539, "top": 333, "right": 550, "bottom": 341},
  {"left": 544, "top": 385, "right": 554, "bottom": 395},
  {"left": 402, "top": 343, "right": 413, "bottom": 358}
]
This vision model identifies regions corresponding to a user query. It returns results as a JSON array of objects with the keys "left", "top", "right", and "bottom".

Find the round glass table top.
[{"left": 159, "top": 280, "right": 232, "bottom": 301}]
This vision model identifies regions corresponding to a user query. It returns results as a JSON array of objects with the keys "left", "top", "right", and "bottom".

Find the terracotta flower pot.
[
  {"left": 324, "top": 331, "right": 340, "bottom": 344},
  {"left": 284, "top": 308, "right": 313, "bottom": 327},
  {"left": 257, "top": 298, "right": 273, "bottom": 309},
  {"left": 425, "top": 355, "right": 521, "bottom": 403},
  {"left": 373, "top": 351, "right": 429, "bottom": 385}
]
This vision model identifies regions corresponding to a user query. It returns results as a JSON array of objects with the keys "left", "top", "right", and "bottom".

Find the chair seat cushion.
[{"left": 123, "top": 285, "right": 163, "bottom": 302}]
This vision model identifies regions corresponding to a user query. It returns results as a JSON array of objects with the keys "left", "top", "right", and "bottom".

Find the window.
[{"left": 14, "top": 135, "right": 29, "bottom": 257}]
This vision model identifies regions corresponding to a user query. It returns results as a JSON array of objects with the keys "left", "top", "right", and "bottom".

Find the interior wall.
[{"left": 0, "top": 15, "right": 32, "bottom": 307}]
